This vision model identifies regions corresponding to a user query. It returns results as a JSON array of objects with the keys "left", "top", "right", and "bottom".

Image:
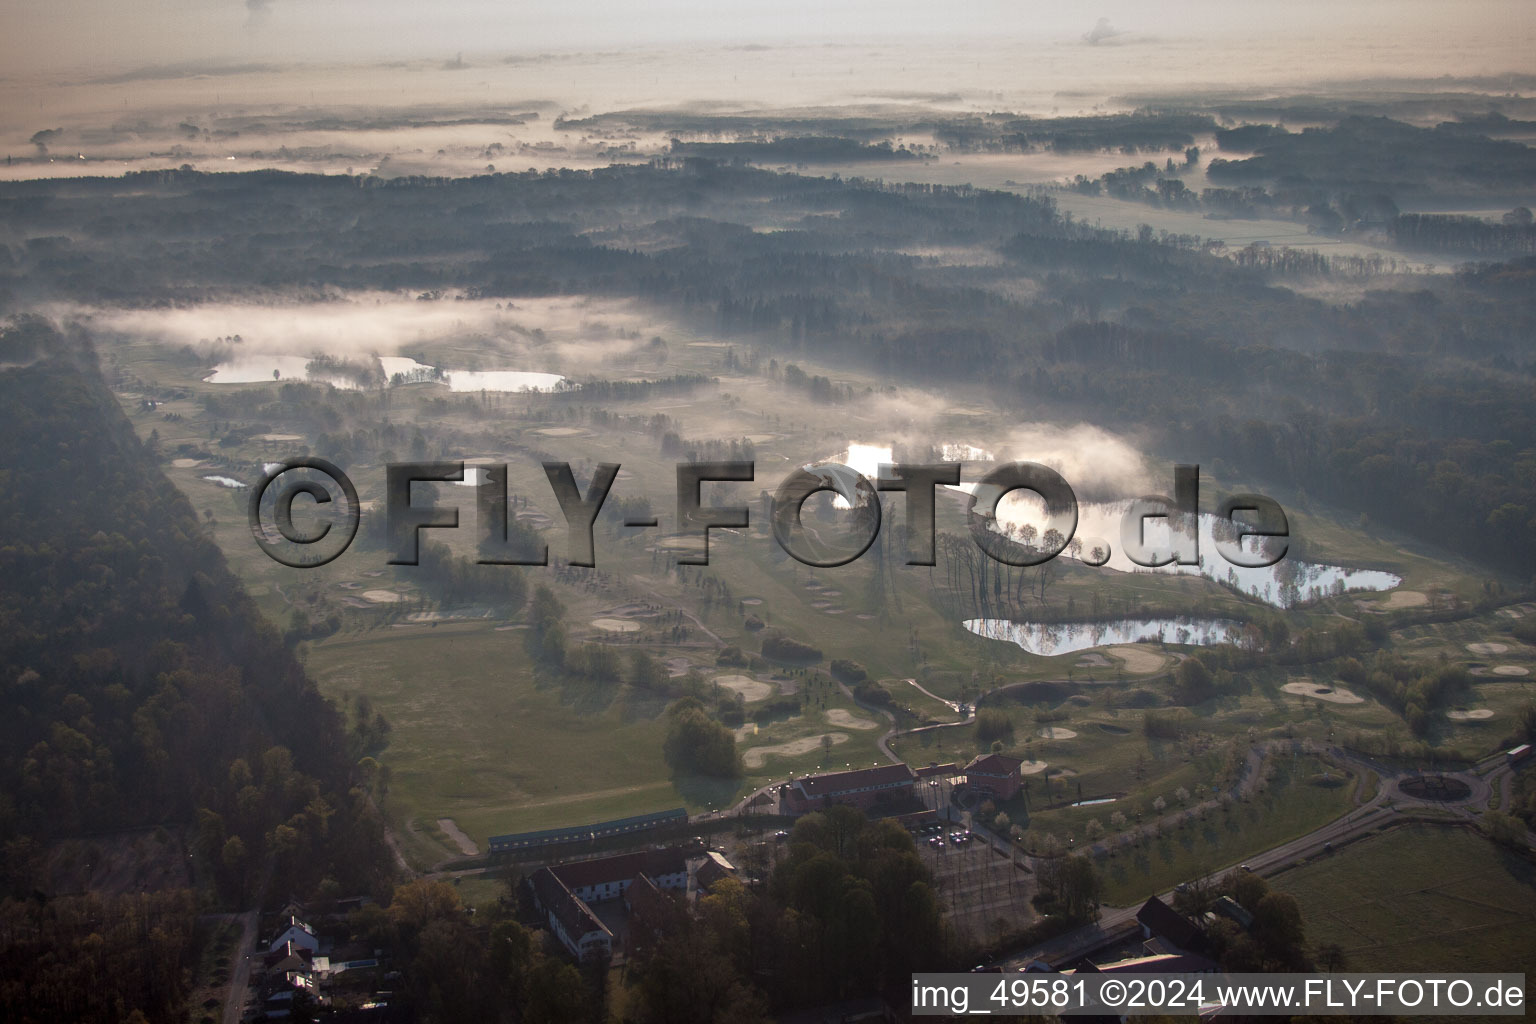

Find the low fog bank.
[{"left": 57, "top": 293, "right": 672, "bottom": 379}]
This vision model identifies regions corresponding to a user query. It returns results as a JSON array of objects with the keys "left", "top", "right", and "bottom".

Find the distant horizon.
[{"left": 4, "top": 0, "right": 1531, "bottom": 79}]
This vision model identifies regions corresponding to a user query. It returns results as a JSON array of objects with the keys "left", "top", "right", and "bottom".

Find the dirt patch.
[
  {"left": 1466, "top": 641, "right": 1511, "bottom": 656},
  {"left": 715, "top": 674, "right": 774, "bottom": 702},
  {"left": 1076, "top": 653, "right": 1112, "bottom": 667},
  {"left": 1446, "top": 709, "right": 1495, "bottom": 720},
  {"left": 1281, "top": 680, "right": 1364, "bottom": 704},
  {"left": 743, "top": 732, "right": 847, "bottom": 768},
  {"left": 1378, "top": 589, "right": 1428, "bottom": 609},
  {"left": 592, "top": 617, "right": 642, "bottom": 632},
  {"left": 436, "top": 818, "right": 479, "bottom": 856},
  {"left": 665, "top": 657, "right": 692, "bottom": 677},
  {"left": 1038, "top": 726, "right": 1078, "bottom": 739},
  {"left": 824, "top": 708, "right": 878, "bottom": 730},
  {"left": 362, "top": 589, "right": 403, "bottom": 603},
  {"left": 1107, "top": 646, "right": 1168, "bottom": 674}
]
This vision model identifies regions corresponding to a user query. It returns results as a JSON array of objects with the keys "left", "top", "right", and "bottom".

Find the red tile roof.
[
  {"left": 531, "top": 867, "right": 610, "bottom": 942},
  {"left": 1135, "top": 895, "right": 1203, "bottom": 951},
  {"left": 794, "top": 763, "right": 916, "bottom": 798},
  {"left": 550, "top": 848, "right": 688, "bottom": 890},
  {"left": 964, "top": 753, "right": 1024, "bottom": 777}
]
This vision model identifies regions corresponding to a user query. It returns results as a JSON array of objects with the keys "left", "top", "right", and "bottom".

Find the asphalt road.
[
  {"left": 994, "top": 745, "right": 1534, "bottom": 970},
  {"left": 222, "top": 909, "right": 259, "bottom": 1024}
]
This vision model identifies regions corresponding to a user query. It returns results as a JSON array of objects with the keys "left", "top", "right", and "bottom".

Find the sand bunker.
[
  {"left": 1466, "top": 642, "right": 1510, "bottom": 656},
  {"left": 259, "top": 433, "right": 304, "bottom": 441},
  {"left": 170, "top": 458, "right": 203, "bottom": 468},
  {"left": 825, "top": 709, "right": 878, "bottom": 730},
  {"left": 1018, "top": 760, "right": 1049, "bottom": 775},
  {"left": 1077, "top": 653, "right": 1112, "bottom": 668},
  {"left": 743, "top": 732, "right": 847, "bottom": 768},
  {"left": 436, "top": 818, "right": 479, "bottom": 857},
  {"left": 362, "top": 590, "right": 403, "bottom": 603},
  {"left": 1038, "top": 726, "right": 1078, "bottom": 739},
  {"left": 715, "top": 674, "right": 774, "bottom": 702},
  {"left": 535, "top": 426, "right": 585, "bottom": 436},
  {"left": 1107, "top": 646, "right": 1168, "bottom": 674},
  {"left": 735, "top": 723, "right": 759, "bottom": 740},
  {"left": 592, "top": 618, "right": 642, "bottom": 632},
  {"left": 1446, "top": 709, "right": 1495, "bottom": 720},
  {"left": 1281, "top": 681, "right": 1364, "bottom": 704},
  {"left": 740, "top": 598, "right": 763, "bottom": 606},
  {"left": 1492, "top": 665, "right": 1530, "bottom": 676}
]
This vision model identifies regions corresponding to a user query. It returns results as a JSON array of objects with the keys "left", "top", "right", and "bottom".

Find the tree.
[
  {"left": 1041, "top": 854, "right": 1102, "bottom": 920},
  {"left": 1316, "top": 941, "right": 1347, "bottom": 972},
  {"left": 663, "top": 700, "right": 741, "bottom": 777},
  {"left": 523, "top": 956, "right": 589, "bottom": 1024},
  {"left": 1253, "top": 891, "right": 1307, "bottom": 966},
  {"left": 1175, "top": 656, "right": 1217, "bottom": 703}
]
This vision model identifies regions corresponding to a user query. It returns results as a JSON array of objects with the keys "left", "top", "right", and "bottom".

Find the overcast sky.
[{"left": 2, "top": 0, "right": 1530, "bottom": 77}]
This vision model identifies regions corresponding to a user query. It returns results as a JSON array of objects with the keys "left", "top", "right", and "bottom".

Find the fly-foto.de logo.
[{"left": 249, "top": 459, "right": 1288, "bottom": 572}]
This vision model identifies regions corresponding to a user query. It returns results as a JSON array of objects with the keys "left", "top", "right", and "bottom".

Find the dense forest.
[{"left": 0, "top": 318, "right": 394, "bottom": 1021}]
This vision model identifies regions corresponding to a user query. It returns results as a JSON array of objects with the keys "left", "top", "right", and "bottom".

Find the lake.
[{"left": 962, "top": 616, "right": 1242, "bottom": 656}]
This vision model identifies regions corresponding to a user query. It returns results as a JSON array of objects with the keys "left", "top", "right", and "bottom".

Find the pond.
[
  {"left": 444, "top": 369, "right": 568, "bottom": 393},
  {"left": 975, "top": 497, "right": 1401, "bottom": 609},
  {"left": 962, "top": 616, "right": 1242, "bottom": 656}
]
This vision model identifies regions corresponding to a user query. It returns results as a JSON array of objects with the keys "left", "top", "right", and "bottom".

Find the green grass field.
[
  {"left": 1087, "top": 753, "right": 1359, "bottom": 906},
  {"left": 110, "top": 322, "right": 1511, "bottom": 877},
  {"left": 307, "top": 624, "right": 679, "bottom": 863},
  {"left": 1275, "top": 824, "right": 1536, "bottom": 974}
]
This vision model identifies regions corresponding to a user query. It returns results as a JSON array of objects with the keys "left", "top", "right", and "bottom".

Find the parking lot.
[{"left": 912, "top": 822, "right": 1038, "bottom": 945}]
